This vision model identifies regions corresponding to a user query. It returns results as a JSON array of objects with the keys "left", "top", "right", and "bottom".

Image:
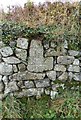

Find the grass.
[{"left": 1, "top": 87, "right": 81, "bottom": 119}]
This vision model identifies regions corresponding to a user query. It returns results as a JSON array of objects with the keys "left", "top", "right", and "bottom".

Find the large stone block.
[
  {"left": 9, "top": 71, "right": 45, "bottom": 81},
  {"left": 27, "top": 40, "right": 44, "bottom": 72}
]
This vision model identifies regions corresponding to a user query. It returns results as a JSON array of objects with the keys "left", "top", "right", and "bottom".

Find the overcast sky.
[{"left": 0, "top": 0, "right": 80, "bottom": 11}]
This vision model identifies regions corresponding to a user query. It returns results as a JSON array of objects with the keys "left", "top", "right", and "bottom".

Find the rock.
[
  {"left": 57, "top": 56, "right": 75, "bottom": 65},
  {"left": 14, "top": 88, "right": 44, "bottom": 98},
  {"left": 24, "top": 81, "right": 34, "bottom": 88},
  {"left": 68, "top": 72, "right": 73, "bottom": 80},
  {"left": 27, "top": 40, "right": 44, "bottom": 72},
  {"left": 68, "top": 65, "right": 80, "bottom": 72},
  {"left": 0, "top": 82, "right": 4, "bottom": 92},
  {"left": 44, "top": 57, "right": 53, "bottom": 71},
  {"left": 9, "top": 41, "right": 16, "bottom": 48},
  {"left": 13, "top": 65, "right": 18, "bottom": 73},
  {"left": 17, "top": 38, "right": 28, "bottom": 49},
  {"left": 50, "top": 41, "right": 57, "bottom": 48},
  {"left": 52, "top": 84, "right": 59, "bottom": 91},
  {"left": 9, "top": 71, "right": 45, "bottom": 81},
  {"left": 68, "top": 50, "right": 79, "bottom": 56},
  {"left": 0, "top": 53, "right": 2, "bottom": 62},
  {"left": 73, "top": 73, "right": 80, "bottom": 81},
  {"left": 17, "top": 81, "right": 24, "bottom": 88},
  {"left": 15, "top": 48, "right": 27, "bottom": 61},
  {"left": 4, "top": 81, "right": 19, "bottom": 94},
  {"left": 35, "top": 78, "right": 50, "bottom": 88},
  {"left": 0, "top": 62, "right": 13, "bottom": 75},
  {"left": 54, "top": 64, "right": 66, "bottom": 72},
  {"left": 0, "top": 47, "right": 13, "bottom": 57},
  {"left": 43, "top": 40, "right": 49, "bottom": 49},
  {"left": 45, "top": 48, "right": 61, "bottom": 57},
  {"left": 58, "top": 72, "right": 68, "bottom": 81},
  {"left": 50, "top": 91, "right": 58, "bottom": 99},
  {"left": 0, "top": 41, "right": 5, "bottom": 49},
  {"left": 45, "top": 88, "right": 50, "bottom": 95},
  {"left": 2, "top": 57, "right": 21, "bottom": 64},
  {"left": 73, "top": 59, "right": 79, "bottom": 65},
  {"left": 18, "top": 63, "right": 26, "bottom": 72},
  {"left": 2, "top": 76, "right": 8, "bottom": 84},
  {"left": 63, "top": 40, "right": 68, "bottom": 49},
  {"left": 46, "top": 71, "right": 56, "bottom": 81},
  {"left": 0, "top": 75, "right": 2, "bottom": 82}
]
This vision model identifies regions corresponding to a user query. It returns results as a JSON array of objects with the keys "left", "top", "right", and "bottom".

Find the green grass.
[{"left": 1, "top": 88, "right": 81, "bottom": 119}]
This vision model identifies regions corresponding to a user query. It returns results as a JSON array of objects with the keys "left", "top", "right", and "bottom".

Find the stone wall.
[{"left": 0, "top": 38, "right": 81, "bottom": 100}]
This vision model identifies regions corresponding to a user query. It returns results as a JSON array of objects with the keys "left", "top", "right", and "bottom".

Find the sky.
[{"left": 0, "top": 0, "right": 80, "bottom": 12}]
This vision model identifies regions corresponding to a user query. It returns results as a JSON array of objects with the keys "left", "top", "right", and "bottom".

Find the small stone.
[
  {"left": 68, "top": 65, "right": 80, "bottom": 72},
  {"left": 0, "top": 82, "right": 4, "bottom": 92},
  {"left": 0, "top": 53, "right": 2, "bottom": 62},
  {"left": 24, "top": 81, "right": 34, "bottom": 88},
  {"left": 46, "top": 71, "right": 56, "bottom": 81},
  {"left": 2, "top": 76, "right": 8, "bottom": 84},
  {"left": 5, "top": 81, "right": 19, "bottom": 94},
  {"left": 54, "top": 64, "right": 66, "bottom": 72},
  {"left": 0, "top": 75, "right": 2, "bottom": 82},
  {"left": 44, "top": 57, "right": 53, "bottom": 71},
  {"left": 9, "top": 41, "right": 16, "bottom": 48},
  {"left": 50, "top": 91, "right": 58, "bottom": 99},
  {"left": 68, "top": 72, "right": 73, "bottom": 80},
  {"left": 18, "top": 63, "right": 26, "bottom": 72},
  {"left": 58, "top": 72, "right": 68, "bottom": 81},
  {"left": 63, "top": 40, "right": 68, "bottom": 49},
  {"left": 45, "top": 48, "right": 61, "bottom": 57},
  {"left": 0, "top": 62, "right": 13, "bottom": 75},
  {"left": 2, "top": 57, "right": 21, "bottom": 64},
  {"left": 57, "top": 56, "right": 75, "bottom": 65},
  {"left": 17, "top": 81, "right": 24, "bottom": 88},
  {"left": 0, "top": 46, "right": 13, "bottom": 57},
  {"left": 0, "top": 41, "right": 5, "bottom": 49},
  {"left": 45, "top": 88, "right": 50, "bottom": 95},
  {"left": 13, "top": 65, "right": 18, "bottom": 73},
  {"left": 35, "top": 78, "right": 50, "bottom": 88},
  {"left": 73, "top": 73, "right": 80, "bottom": 81},
  {"left": 17, "top": 38, "right": 28, "bottom": 49},
  {"left": 15, "top": 48, "right": 27, "bottom": 61},
  {"left": 68, "top": 50, "right": 79, "bottom": 56},
  {"left": 50, "top": 41, "right": 57, "bottom": 48},
  {"left": 73, "top": 59, "right": 79, "bottom": 65}
]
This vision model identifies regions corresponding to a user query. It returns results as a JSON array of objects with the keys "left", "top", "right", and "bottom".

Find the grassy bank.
[{"left": 2, "top": 88, "right": 81, "bottom": 119}]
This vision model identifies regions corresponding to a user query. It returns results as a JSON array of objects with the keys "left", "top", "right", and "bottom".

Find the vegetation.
[{"left": 1, "top": 1, "right": 81, "bottom": 50}]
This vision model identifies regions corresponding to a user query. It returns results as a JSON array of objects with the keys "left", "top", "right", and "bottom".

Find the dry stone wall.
[{"left": 0, "top": 38, "right": 81, "bottom": 100}]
